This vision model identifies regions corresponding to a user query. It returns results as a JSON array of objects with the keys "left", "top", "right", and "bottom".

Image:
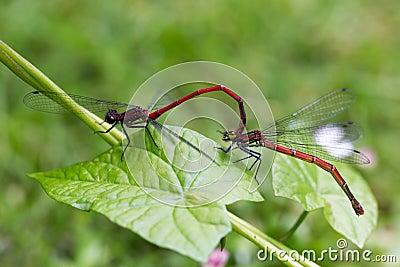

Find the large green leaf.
[
  {"left": 28, "top": 126, "right": 262, "bottom": 261},
  {"left": 272, "top": 154, "right": 377, "bottom": 247}
]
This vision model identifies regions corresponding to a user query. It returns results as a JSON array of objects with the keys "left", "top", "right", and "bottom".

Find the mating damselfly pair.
[{"left": 24, "top": 86, "right": 369, "bottom": 215}]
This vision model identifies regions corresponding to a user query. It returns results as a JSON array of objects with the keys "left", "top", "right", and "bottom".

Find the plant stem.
[
  {"left": 0, "top": 39, "right": 122, "bottom": 146},
  {"left": 2, "top": 39, "right": 321, "bottom": 266},
  {"left": 280, "top": 211, "right": 309, "bottom": 242},
  {"left": 228, "top": 211, "right": 319, "bottom": 267}
]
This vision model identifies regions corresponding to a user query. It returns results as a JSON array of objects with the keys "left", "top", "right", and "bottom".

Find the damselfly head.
[
  {"left": 217, "top": 130, "right": 237, "bottom": 142},
  {"left": 105, "top": 109, "right": 119, "bottom": 124}
]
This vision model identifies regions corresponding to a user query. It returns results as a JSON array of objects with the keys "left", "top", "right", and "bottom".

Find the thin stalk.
[
  {"left": 228, "top": 211, "right": 319, "bottom": 267},
  {"left": 0, "top": 40, "right": 122, "bottom": 146},
  {"left": 280, "top": 211, "right": 309, "bottom": 242},
  {"left": 1, "top": 40, "right": 320, "bottom": 266}
]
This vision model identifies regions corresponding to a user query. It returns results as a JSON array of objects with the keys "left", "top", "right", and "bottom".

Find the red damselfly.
[
  {"left": 219, "top": 88, "right": 369, "bottom": 215},
  {"left": 23, "top": 85, "right": 246, "bottom": 162}
]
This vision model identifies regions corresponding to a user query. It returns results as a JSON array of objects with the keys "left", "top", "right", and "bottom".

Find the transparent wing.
[
  {"left": 263, "top": 88, "right": 355, "bottom": 132},
  {"left": 149, "top": 120, "right": 218, "bottom": 165},
  {"left": 263, "top": 122, "right": 369, "bottom": 164},
  {"left": 260, "top": 89, "right": 369, "bottom": 164},
  {"left": 147, "top": 93, "right": 176, "bottom": 112},
  {"left": 23, "top": 91, "right": 131, "bottom": 114}
]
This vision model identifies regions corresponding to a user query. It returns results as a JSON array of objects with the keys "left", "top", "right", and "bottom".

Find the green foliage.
[
  {"left": 273, "top": 154, "right": 377, "bottom": 247},
  {"left": 1, "top": 1, "right": 398, "bottom": 266},
  {"left": 28, "top": 126, "right": 262, "bottom": 261}
]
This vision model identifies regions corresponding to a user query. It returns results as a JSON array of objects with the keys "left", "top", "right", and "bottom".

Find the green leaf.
[
  {"left": 272, "top": 154, "right": 377, "bottom": 247},
  {"left": 28, "top": 126, "right": 262, "bottom": 261}
]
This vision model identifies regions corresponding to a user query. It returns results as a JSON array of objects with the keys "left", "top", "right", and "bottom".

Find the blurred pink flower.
[{"left": 202, "top": 249, "right": 230, "bottom": 267}]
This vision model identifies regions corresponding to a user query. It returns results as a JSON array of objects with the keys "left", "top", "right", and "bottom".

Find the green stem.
[
  {"left": 0, "top": 40, "right": 122, "bottom": 146},
  {"left": 228, "top": 211, "right": 319, "bottom": 267},
  {"left": 1, "top": 39, "right": 320, "bottom": 266},
  {"left": 280, "top": 211, "right": 309, "bottom": 242}
]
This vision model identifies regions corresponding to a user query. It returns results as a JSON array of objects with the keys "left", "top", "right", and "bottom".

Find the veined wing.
[
  {"left": 263, "top": 122, "right": 369, "bottom": 164},
  {"left": 149, "top": 119, "right": 218, "bottom": 165},
  {"left": 263, "top": 88, "right": 356, "bottom": 132},
  {"left": 23, "top": 91, "right": 131, "bottom": 114}
]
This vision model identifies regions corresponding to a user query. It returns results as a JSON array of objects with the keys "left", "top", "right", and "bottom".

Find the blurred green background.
[{"left": 1, "top": 1, "right": 399, "bottom": 266}]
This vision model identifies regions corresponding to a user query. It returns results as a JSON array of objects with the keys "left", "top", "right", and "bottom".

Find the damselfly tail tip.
[{"left": 352, "top": 199, "right": 364, "bottom": 216}]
